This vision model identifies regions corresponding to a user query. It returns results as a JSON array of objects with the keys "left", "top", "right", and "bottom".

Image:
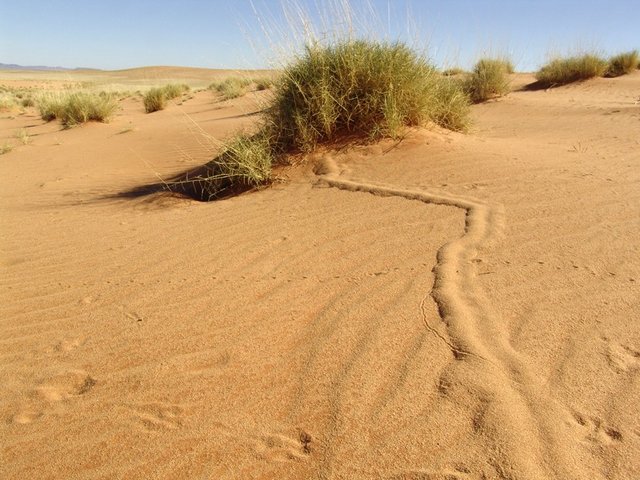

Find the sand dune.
[{"left": 1, "top": 72, "right": 639, "bottom": 479}]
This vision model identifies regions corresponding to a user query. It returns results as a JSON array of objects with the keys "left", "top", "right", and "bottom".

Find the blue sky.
[{"left": 1, "top": 0, "right": 637, "bottom": 71}]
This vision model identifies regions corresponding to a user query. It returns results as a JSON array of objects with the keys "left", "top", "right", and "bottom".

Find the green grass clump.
[
  {"left": 463, "top": 58, "right": 511, "bottom": 103},
  {"left": 536, "top": 54, "right": 608, "bottom": 87},
  {"left": 37, "top": 91, "right": 118, "bottom": 126},
  {"left": 137, "top": 40, "right": 469, "bottom": 201},
  {"left": 607, "top": 50, "right": 639, "bottom": 77},
  {"left": 266, "top": 40, "right": 469, "bottom": 152},
  {"left": 21, "top": 97, "right": 35, "bottom": 107},
  {"left": 209, "top": 77, "right": 253, "bottom": 100}
]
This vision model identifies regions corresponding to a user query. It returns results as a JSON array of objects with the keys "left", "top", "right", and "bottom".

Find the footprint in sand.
[
  {"left": 570, "top": 411, "right": 623, "bottom": 445},
  {"left": 129, "top": 402, "right": 186, "bottom": 431},
  {"left": 50, "top": 336, "right": 86, "bottom": 354},
  {"left": 605, "top": 341, "right": 640, "bottom": 373},
  {"left": 12, "top": 369, "right": 96, "bottom": 424},
  {"left": 252, "top": 430, "right": 313, "bottom": 462},
  {"left": 388, "top": 467, "right": 471, "bottom": 480}
]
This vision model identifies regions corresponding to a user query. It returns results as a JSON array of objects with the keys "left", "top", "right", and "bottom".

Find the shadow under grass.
[{"left": 114, "top": 162, "right": 267, "bottom": 202}]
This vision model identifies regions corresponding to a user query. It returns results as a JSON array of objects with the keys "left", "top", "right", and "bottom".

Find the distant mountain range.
[{"left": 0, "top": 63, "right": 98, "bottom": 71}]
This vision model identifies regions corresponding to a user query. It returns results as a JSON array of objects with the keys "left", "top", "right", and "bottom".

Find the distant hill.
[{"left": 0, "top": 63, "right": 98, "bottom": 71}]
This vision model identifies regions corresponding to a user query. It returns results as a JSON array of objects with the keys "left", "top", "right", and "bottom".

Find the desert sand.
[{"left": 1, "top": 68, "right": 639, "bottom": 479}]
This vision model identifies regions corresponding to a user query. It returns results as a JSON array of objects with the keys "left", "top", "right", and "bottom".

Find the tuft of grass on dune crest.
[
  {"left": 266, "top": 40, "right": 469, "bottom": 153},
  {"left": 37, "top": 91, "right": 118, "bottom": 126},
  {"left": 536, "top": 54, "right": 608, "bottom": 87},
  {"left": 607, "top": 50, "right": 639, "bottom": 77},
  {"left": 153, "top": 40, "right": 469, "bottom": 201},
  {"left": 464, "top": 58, "right": 511, "bottom": 103},
  {"left": 143, "top": 84, "right": 191, "bottom": 113}
]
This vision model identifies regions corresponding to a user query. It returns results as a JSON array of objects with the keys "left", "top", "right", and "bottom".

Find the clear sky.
[{"left": 1, "top": 0, "right": 637, "bottom": 72}]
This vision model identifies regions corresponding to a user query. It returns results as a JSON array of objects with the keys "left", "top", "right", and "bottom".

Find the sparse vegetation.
[
  {"left": 37, "top": 91, "right": 118, "bottom": 126},
  {"left": 607, "top": 50, "right": 639, "bottom": 77},
  {"left": 536, "top": 54, "right": 608, "bottom": 87},
  {"left": 15, "top": 128, "right": 31, "bottom": 145},
  {"left": 170, "top": 132, "right": 273, "bottom": 200},
  {"left": 0, "top": 93, "right": 17, "bottom": 111},
  {"left": 21, "top": 97, "right": 35, "bottom": 107},
  {"left": 266, "top": 40, "right": 469, "bottom": 153},
  {"left": 209, "top": 77, "right": 253, "bottom": 100},
  {"left": 0, "top": 142, "right": 13, "bottom": 155},
  {"left": 157, "top": 40, "right": 469, "bottom": 200},
  {"left": 464, "top": 58, "right": 511, "bottom": 103},
  {"left": 143, "top": 87, "right": 167, "bottom": 113},
  {"left": 254, "top": 77, "right": 274, "bottom": 90},
  {"left": 143, "top": 84, "right": 190, "bottom": 113}
]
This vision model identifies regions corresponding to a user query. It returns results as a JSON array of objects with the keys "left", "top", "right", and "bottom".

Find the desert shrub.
[
  {"left": 209, "top": 77, "right": 253, "bottom": 100},
  {"left": 21, "top": 97, "right": 35, "bottom": 107},
  {"left": 139, "top": 40, "right": 470, "bottom": 200},
  {"left": 143, "top": 87, "right": 167, "bottom": 113},
  {"left": 536, "top": 54, "right": 608, "bottom": 87},
  {"left": 57, "top": 92, "right": 119, "bottom": 126},
  {"left": 607, "top": 50, "right": 639, "bottom": 77},
  {"left": 266, "top": 40, "right": 469, "bottom": 152},
  {"left": 463, "top": 58, "right": 510, "bottom": 103}
]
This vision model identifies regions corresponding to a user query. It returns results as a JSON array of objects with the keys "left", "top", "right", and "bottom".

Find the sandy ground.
[{"left": 1, "top": 69, "right": 639, "bottom": 479}]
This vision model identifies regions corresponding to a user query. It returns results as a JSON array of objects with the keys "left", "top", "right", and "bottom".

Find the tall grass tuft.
[
  {"left": 133, "top": 40, "right": 470, "bottom": 200},
  {"left": 58, "top": 92, "right": 119, "bottom": 126},
  {"left": 37, "top": 91, "right": 118, "bottom": 126},
  {"left": 143, "top": 84, "right": 190, "bottom": 113},
  {"left": 463, "top": 58, "right": 511, "bottom": 103},
  {"left": 266, "top": 40, "right": 469, "bottom": 153},
  {"left": 143, "top": 87, "right": 167, "bottom": 113},
  {"left": 536, "top": 54, "right": 608, "bottom": 87},
  {"left": 607, "top": 50, "right": 639, "bottom": 77}
]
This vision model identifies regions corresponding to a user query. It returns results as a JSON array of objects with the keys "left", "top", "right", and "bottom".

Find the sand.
[{"left": 1, "top": 69, "right": 639, "bottom": 479}]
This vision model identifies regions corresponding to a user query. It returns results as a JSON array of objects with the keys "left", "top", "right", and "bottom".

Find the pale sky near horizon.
[{"left": 0, "top": 0, "right": 637, "bottom": 72}]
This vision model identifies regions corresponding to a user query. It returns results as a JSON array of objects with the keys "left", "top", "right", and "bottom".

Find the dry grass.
[
  {"left": 0, "top": 142, "right": 13, "bottom": 155},
  {"left": 15, "top": 128, "right": 31, "bottom": 145},
  {"left": 143, "top": 84, "right": 190, "bottom": 113},
  {"left": 37, "top": 91, "right": 118, "bottom": 126},
  {"left": 607, "top": 50, "right": 639, "bottom": 77},
  {"left": 209, "top": 77, "right": 253, "bottom": 100},
  {"left": 464, "top": 58, "right": 511, "bottom": 103},
  {"left": 536, "top": 54, "right": 608, "bottom": 87},
  {"left": 266, "top": 40, "right": 469, "bottom": 153}
]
